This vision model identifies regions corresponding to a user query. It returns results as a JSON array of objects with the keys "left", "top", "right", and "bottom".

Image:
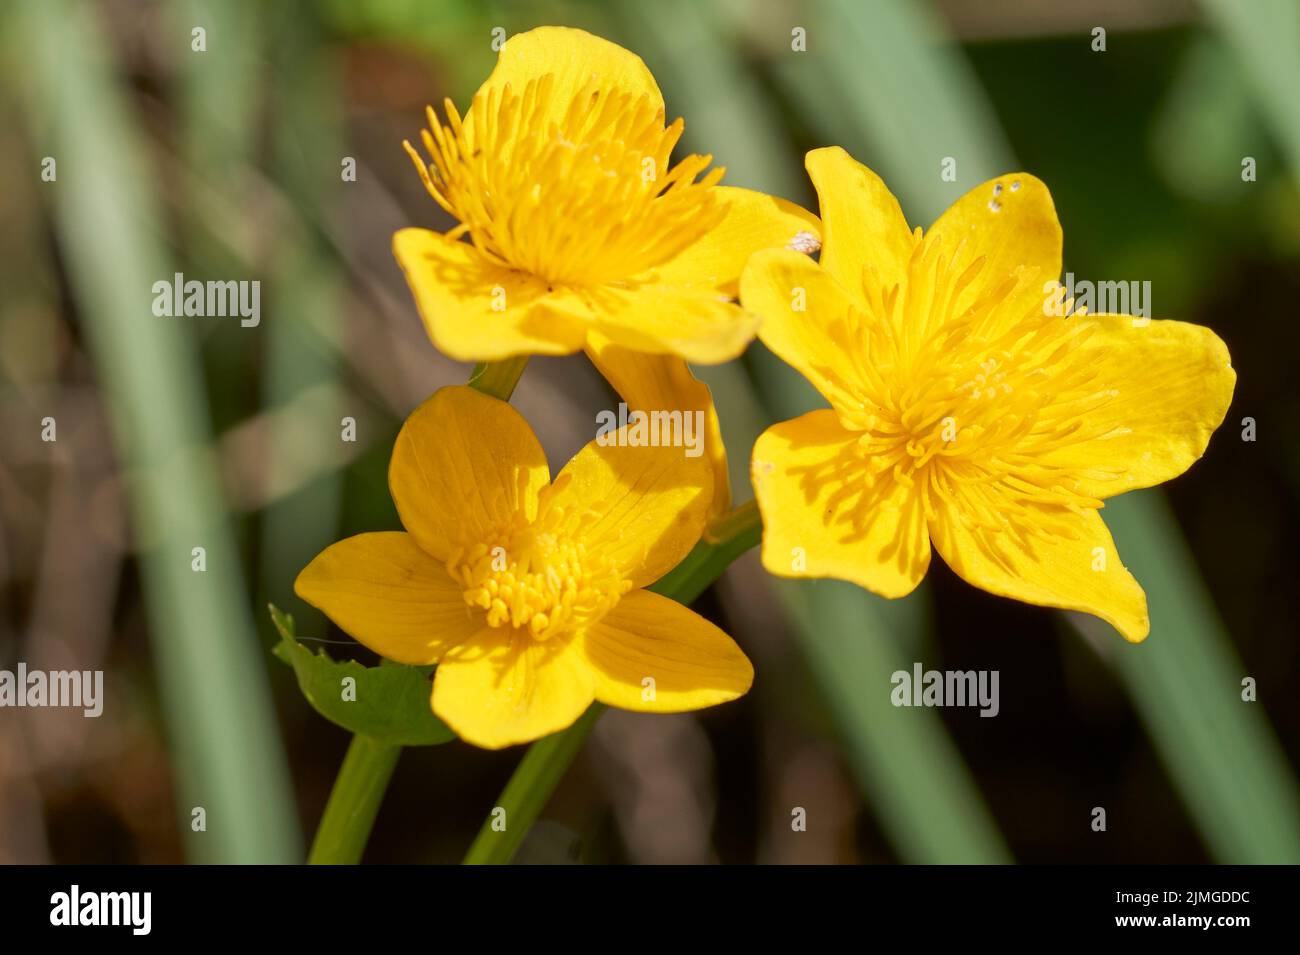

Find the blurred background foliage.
[{"left": 1, "top": 0, "right": 1298, "bottom": 863}]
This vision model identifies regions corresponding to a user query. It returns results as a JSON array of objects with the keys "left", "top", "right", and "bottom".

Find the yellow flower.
[
  {"left": 395, "top": 25, "right": 819, "bottom": 515},
  {"left": 741, "top": 148, "right": 1235, "bottom": 642},
  {"left": 295, "top": 386, "right": 753, "bottom": 749}
]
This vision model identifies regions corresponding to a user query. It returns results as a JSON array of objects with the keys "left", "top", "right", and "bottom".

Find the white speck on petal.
[{"left": 787, "top": 230, "right": 821, "bottom": 254}]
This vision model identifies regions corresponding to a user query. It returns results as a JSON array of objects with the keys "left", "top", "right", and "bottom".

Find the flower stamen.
[{"left": 405, "top": 76, "right": 727, "bottom": 287}]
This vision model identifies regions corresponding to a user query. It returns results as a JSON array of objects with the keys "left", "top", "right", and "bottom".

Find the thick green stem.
[
  {"left": 460, "top": 499, "right": 763, "bottom": 864},
  {"left": 462, "top": 705, "right": 606, "bottom": 865},
  {"left": 468, "top": 356, "right": 530, "bottom": 399},
  {"left": 308, "top": 735, "right": 402, "bottom": 864},
  {"left": 656, "top": 499, "right": 761, "bottom": 605}
]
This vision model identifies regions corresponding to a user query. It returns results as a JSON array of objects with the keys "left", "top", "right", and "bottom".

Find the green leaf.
[{"left": 269, "top": 604, "right": 456, "bottom": 746}]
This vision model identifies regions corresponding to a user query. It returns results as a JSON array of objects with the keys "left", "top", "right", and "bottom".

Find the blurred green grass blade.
[
  {"left": 11, "top": 0, "right": 300, "bottom": 862},
  {"left": 259, "top": 0, "right": 346, "bottom": 615},
  {"left": 1150, "top": 37, "right": 1263, "bottom": 202},
  {"left": 782, "top": 0, "right": 1014, "bottom": 220},
  {"left": 1201, "top": 0, "right": 1300, "bottom": 185},
  {"left": 178, "top": 0, "right": 261, "bottom": 264},
  {"left": 616, "top": 0, "right": 1009, "bottom": 861},
  {"left": 782, "top": 579, "right": 1009, "bottom": 862},
  {"left": 774, "top": 0, "right": 1300, "bottom": 861},
  {"left": 1097, "top": 493, "right": 1300, "bottom": 861},
  {"left": 612, "top": 0, "right": 798, "bottom": 191}
]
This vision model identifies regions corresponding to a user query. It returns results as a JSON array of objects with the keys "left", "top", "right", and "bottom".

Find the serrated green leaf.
[{"left": 269, "top": 604, "right": 455, "bottom": 746}]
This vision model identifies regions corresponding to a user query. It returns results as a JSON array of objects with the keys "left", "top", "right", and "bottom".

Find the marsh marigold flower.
[
  {"left": 295, "top": 386, "right": 753, "bottom": 749},
  {"left": 395, "top": 26, "right": 819, "bottom": 514},
  {"left": 741, "top": 148, "right": 1235, "bottom": 641}
]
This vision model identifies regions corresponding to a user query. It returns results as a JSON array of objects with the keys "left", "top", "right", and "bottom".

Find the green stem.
[
  {"left": 460, "top": 498, "right": 763, "bottom": 864},
  {"left": 657, "top": 499, "right": 762, "bottom": 604},
  {"left": 462, "top": 704, "right": 606, "bottom": 865},
  {"left": 468, "top": 356, "right": 529, "bottom": 399},
  {"left": 308, "top": 735, "right": 402, "bottom": 864},
  {"left": 306, "top": 357, "right": 529, "bottom": 864}
]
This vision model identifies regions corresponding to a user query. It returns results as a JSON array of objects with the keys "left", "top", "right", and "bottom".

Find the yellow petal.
[
  {"left": 545, "top": 426, "right": 713, "bottom": 588},
  {"left": 584, "top": 281, "right": 758, "bottom": 364},
  {"left": 805, "top": 147, "right": 914, "bottom": 304},
  {"left": 929, "top": 486, "right": 1149, "bottom": 642},
  {"left": 583, "top": 589, "right": 753, "bottom": 712},
  {"left": 389, "top": 386, "right": 549, "bottom": 562},
  {"left": 393, "top": 228, "right": 589, "bottom": 362},
  {"left": 294, "top": 532, "right": 479, "bottom": 664},
  {"left": 1042, "top": 316, "right": 1236, "bottom": 499},
  {"left": 654, "top": 186, "right": 821, "bottom": 295},
  {"left": 585, "top": 333, "right": 731, "bottom": 516},
  {"left": 752, "top": 410, "right": 931, "bottom": 598},
  {"left": 741, "top": 248, "right": 873, "bottom": 418},
  {"left": 476, "top": 26, "right": 663, "bottom": 129},
  {"left": 918, "top": 173, "right": 1061, "bottom": 328},
  {"left": 432, "top": 629, "right": 594, "bottom": 749}
]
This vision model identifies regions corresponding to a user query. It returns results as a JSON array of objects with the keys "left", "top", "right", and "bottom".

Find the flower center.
[
  {"left": 406, "top": 75, "right": 727, "bottom": 287},
  {"left": 827, "top": 235, "right": 1126, "bottom": 528},
  {"left": 445, "top": 478, "right": 632, "bottom": 640}
]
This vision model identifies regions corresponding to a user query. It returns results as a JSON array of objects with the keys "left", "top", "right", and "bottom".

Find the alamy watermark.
[
  {"left": 50, "top": 885, "right": 150, "bottom": 935},
  {"left": 0, "top": 664, "right": 103, "bottom": 717},
  {"left": 595, "top": 403, "right": 704, "bottom": 458},
  {"left": 1044, "top": 272, "right": 1150, "bottom": 324},
  {"left": 151, "top": 272, "right": 260, "bottom": 327},
  {"left": 891, "top": 663, "right": 999, "bottom": 717}
]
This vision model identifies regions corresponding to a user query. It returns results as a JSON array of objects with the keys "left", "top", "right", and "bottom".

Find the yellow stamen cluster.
[
  {"left": 446, "top": 476, "right": 633, "bottom": 641},
  {"left": 405, "top": 74, "right": 727, "bottom": 287},
  {"left": 818, "top": 230, "right": 1128, "bottom": 542}
]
